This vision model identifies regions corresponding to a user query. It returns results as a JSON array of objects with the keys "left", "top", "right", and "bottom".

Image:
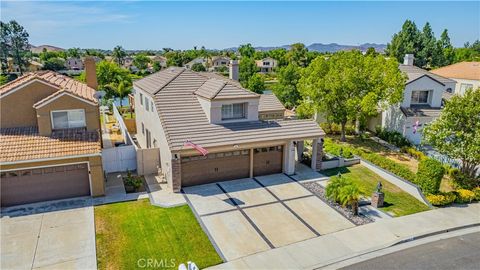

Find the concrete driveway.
[
  {"left": 1, "top": 199, "right": 96, "bottom": 270},
  {"left": 183, "top": 173, "right": 354, "bottom": 261}
]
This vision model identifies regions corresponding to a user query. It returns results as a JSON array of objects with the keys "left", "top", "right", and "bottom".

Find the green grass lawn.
[
  {"left": 95, "top": 200, "right": 222, "bottom": 270},
  {"left": 321, "top": 164, "right": 430, "bottom": 217}
]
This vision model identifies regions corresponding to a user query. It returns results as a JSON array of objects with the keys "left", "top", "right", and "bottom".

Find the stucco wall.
[
  {"left": 402, "top": 76, "right": 446, "bottom": 108},
  {"left": 452, "top": 78, "right": 479, "bottom": 95},
  {"left": 209, "top": 97, "right": 260, "bottom": 123},
  {"left": 0, "top": 80, "right": 59, "bottom": 128},
  {"left": 0, "top": 155, "right": 105, "bottom": 197},
  {"left": 134, "top": 87, "right": 172, "bottom": 186},
  {"left": 36, "top": 94, "right": 100, "bottom": 136}
]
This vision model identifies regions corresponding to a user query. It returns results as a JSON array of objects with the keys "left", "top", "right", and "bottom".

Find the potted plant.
[{"left": 123, "top": 170, "right": 142, "bottom": 193}]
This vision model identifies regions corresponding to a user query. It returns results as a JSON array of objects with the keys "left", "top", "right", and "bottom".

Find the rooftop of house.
[
  {"left": 400, "top": 105, "right": 442, "bottom": 118},
  {"left": 258, "top": 91, "right": 285, "bottom": 112},
  {"left": 134, "top": 67, "right": 324, "bottom": 151},
  {"left": 0, "top": 70, "right": 98, "bottom": 103},
  {"left": 399, "top": 64, "right": 455, "bottom": 86},
  {"left": 0, "top": 127, "right": 101, "bottom": 163},
  {"left": 430, "top": 62, "right": 480, "bottom": 81}
]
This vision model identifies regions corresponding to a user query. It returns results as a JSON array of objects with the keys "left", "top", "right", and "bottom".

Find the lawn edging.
[{"left": 358, "top": 157, "right": 432, "bottom": 208}]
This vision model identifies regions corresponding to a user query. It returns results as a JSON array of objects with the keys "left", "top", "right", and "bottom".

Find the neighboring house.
[
  {"left": 7, "top": 58, "right": 43, "bottom": 74},
  {"left": 256, "top": 57, "right": 277, "bottom": 73},
  {"left": 66, "top": 57, "right": 84, "bottom": 70},
  {"left": 258, "top": 91, "right": 286, "bottom": 120},
  {"left": 133, "top": 67, "right": 325, "bottom": 192},
  {"left": 431, "top": 62, "right": 480, "bottom": 96},
  {"left": 0, "top": 58, "right": 105, "bottom": 207},
  {"left": 148, "top": 55, "right": 167, "bottom": 69},
  {"left": 184, "top": 57, "right": 207, "bottom": 69},
  {"left": 210, "top": 56, "right": 231, "bottom": 71},
  {"left": 368, "top": 54, "right": 456, "bottom": 145}
]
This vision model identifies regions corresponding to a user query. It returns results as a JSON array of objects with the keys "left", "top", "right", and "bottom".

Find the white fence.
[
  {"left": 113, "top": 105, "right": 133, "bottom": 145},
  {"left": 102, "top": 145, "right": 137, "bottom": 173}
]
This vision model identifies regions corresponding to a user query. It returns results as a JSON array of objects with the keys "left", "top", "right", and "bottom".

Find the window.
[
  {"left": 263, "top": 61, "right": 270, "bottom": 66},
  {"left": 411, "top": 90, "right": 429, "bottom": 104},
  {"left": 221, "top": 103, "right": 246, "bottom": 120},
  {"left": 151, "top": 101, "right": 154, "bottom": 112},
  {"left": 142, "top": 122, "right": 145, "bottom": 134},
  {"left": 51, "top": 109, "right": 86, "bottom": 129},
  {"left": 460, "top": 83, "right": 473, "bottom": 94},
  {"left": 145, "top": 98, "right": 150, "bottom": 111},
  {"left": 140, "top": 93, "right": 143, "bottom": 106}
]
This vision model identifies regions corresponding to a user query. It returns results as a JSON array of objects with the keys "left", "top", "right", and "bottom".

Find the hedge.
[
  {"left": 455, "top": 189, "right": 476, "bottom": 203},
  {"left": 375, "top": 127, "right": 412, "bottom": 148},
  {"left": 415, "top": 158, "right": 445, "bottom": 194},
  {"left": 323, "top": 138, "right": 354, "bottom": 158},
  {"left": 426, "top": 192, "right": 456, "bottom": 206}
]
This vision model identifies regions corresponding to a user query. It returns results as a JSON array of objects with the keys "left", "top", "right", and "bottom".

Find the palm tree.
[
  {"left": 112, "top": 45, "right": 126, "bottom": 66},
  {"left": 325, "top": 173, "right": 350, "bottom": 202},
  {"left": 338, "top": 184, "right": 360, "bottom": 215}
]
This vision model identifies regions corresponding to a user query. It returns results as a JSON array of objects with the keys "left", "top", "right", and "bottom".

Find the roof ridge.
[
  {"left": 153, "top": 68, "right": 186, "bottom": 95},
  {"left": 210, "top": 79, "right": 227, "bottom": 99}
]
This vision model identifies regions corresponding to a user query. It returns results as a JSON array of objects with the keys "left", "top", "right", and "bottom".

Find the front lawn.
[
  {"left": 321, "top": 165, "right": 430, "bottom": 217},
  {"left": 95, "top": 200, "right": 222, "bottom": 270}
]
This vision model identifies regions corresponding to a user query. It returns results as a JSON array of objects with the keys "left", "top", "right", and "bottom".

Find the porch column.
[
  {"left": 296, "top": 140, "right": 304, "bottom": 161},
  {"left": 283, "top": 140, "right": 296, "bottom": 175},
  {"left": 249, "top": 148, "right": 254, "bottom": 178},
  {"left": 311, "top": 138, "right": 324, "bottom": 171}
]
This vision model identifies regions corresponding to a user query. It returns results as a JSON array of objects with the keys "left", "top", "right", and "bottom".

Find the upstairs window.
[
  {"left": 51, "top": 109, "right": 86, "bottom": 129},
  {"left": 222, "top": 103, "right": 246, "bottom": 120},
  {"left": 411, "top": 90, "right": 429, "bottom": 104},
  {"left": 140, "top": 93, "right": 144, "bottom": 106},
  {"left": 145, "top": 97, "right": 150, "bottom": 111}
]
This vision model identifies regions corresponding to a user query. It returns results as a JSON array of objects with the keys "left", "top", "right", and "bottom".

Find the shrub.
[
  {"left": 451, "top": 170, "right": 478, "bottom": 189},
  {"left": 323, "top": 138, "right": 354, "bottom": 158},
  {"left": 401, "top": 146, "right": 426, "bottom": 160},
  {"left": 124, "top": 170, "right": 143, "bottom": 190},
  {"left": 473, "top": 187, "right": 480, "bottom": 201},
  {"left": 326, "top": 174, "right": 352, "bottom": 202},
  {"left": 375, "top": 127, "right": 412, "bottom": 148},
  {"left": 426, "top": 192, "right": 456, "bottom": 206},
  {"left": 325, "top": 174, "right": 360, "bottom": 215},
  {"left": 415, "top": 158, "right": 445, "bottom": 194},
  {"left": 320, "top": 122, "right": 355, "bottom": 135},
  {"left": 455, "top": 189, "right": 475, "bottom": 203}
]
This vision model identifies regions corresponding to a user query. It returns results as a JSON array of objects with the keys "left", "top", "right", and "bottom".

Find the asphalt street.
[{"left": 341, "top": 232, "right": 480, "bottom": 270}]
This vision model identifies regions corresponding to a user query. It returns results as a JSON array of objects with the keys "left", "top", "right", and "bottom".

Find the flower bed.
[{"left": 302, "top": 181, "right": 373, "bottom": 225}]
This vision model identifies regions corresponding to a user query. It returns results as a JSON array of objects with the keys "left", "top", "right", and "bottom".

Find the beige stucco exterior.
[
  {"left": 0, "top": 80, "right": 59, "bottom": 128},
  {"left": 36, "top": 94, "right": 100, "bottom": 136},
  {"left": 0, "top": 155, "right": 105, "bottom": 197}
]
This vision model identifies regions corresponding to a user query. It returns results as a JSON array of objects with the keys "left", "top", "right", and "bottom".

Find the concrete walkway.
[
  {"left": 144, "top": 174, "right": 186, "bottom": 208},
  {"left": 207, "top": 203, "right": 480, "bottom": 269}
]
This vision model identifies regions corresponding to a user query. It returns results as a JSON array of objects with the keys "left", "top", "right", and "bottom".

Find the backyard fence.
[{"left": 102, "top": 145, "right": 137, "bottom": 173}]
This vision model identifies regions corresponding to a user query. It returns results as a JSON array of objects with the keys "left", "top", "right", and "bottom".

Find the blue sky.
[{"left": 1, "top": 1, "right": 478, "bottom": 50}]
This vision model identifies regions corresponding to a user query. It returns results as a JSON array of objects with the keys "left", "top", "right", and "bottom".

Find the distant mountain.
[
  {"left": 30, "top": 44, "right": 65, "bottom": 54},
  {"left": 224, "top": 43, "right": 386, "bottom": 53}
]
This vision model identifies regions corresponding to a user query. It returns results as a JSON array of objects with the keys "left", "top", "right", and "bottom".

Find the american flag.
[
  {"left": 184, "top": 140, "right": 209, "bottom": 156},
  {"left": 413, "top": 120, "right": 420, "bottom": 134}
]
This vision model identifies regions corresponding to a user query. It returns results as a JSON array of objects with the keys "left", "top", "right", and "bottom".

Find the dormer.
[{"left": 195, "top": 78, "right": 260, "bottom": 124}]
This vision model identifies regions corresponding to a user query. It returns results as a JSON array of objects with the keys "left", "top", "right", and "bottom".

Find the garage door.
[
  {"left": 253, "top": 146, "right": 283, "bottom": 176},
  {"left": 181, "top": 150, "right": 250, "bottom": 187},
  {"left": 1, "top": 163, "right": 90, "bottom": 207}
]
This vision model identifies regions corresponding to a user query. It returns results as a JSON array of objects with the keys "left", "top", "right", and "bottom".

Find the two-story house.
[
  {"left": 66, "top": 57, "right": 84, "bottom": 70},
  {"left": 0, "top": 57, "right": 105, "bottom": 206},
  {"left": 209, "top": 56, "right": 231, "bottom": 71},
  {"left": 431, "top": 61, "right": 480, "bottom": 96},
  {"left": 369, "top": 54, "right": 456, "bottom": 145},
  {"left": 133, "top": 66, "right": 324, "bottom": 192},
  {"left": 184, "top": 57, "right": 207, "bottom": 69},
  {"left": 256, "top": 57, "right": 277, "bottom": 73}
]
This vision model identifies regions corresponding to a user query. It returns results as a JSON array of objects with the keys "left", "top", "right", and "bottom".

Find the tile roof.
[
  {"left": 400, "top": 105, "right": 442, "bottom": 118},
  {"left": 195, "top": 78, "right": 259, "bottom": 100},
  {"left": 399, "top": 64, "right": 455, "bottom": 85},
  {"left": 259, "top": 92, "right": 285, "bottom": 112},
  {"left": 431, "top": 62, "right": 480, "bottom": 81},
  {"left": 134, "top": 68, "right": 324, "bottom": 151},
  {"left": 0, "top": 71, "right": 97, "bottom": 103},
  {"left": 0, "top": 127, "right": 101, "bottom": 163}
]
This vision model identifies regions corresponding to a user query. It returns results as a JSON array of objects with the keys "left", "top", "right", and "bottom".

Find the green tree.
[
  {"left": 246, "top": 73, "right": 265, "bottom": 94},
  {"left": 239, "top": 43, "right": 255, "bottom": 58},
  {"left": 165, "top": 51, "right": 183, "bottom": 67},
  {"left": 286, "top": 43, "right": 308, "bottom": 67},
  {"left": 418, "top": 22, "right": 440, "bottom": 68},
  {"left": 272, "top": 64, "right": 301, "bottom": 108},
  {"left": 299, "top": 50, "right": 405, "bottom": 141},
  {"left": 268, "top": 48, "right": 288, "bottom": 67},
  {"left": 67, "top": 47, "right": 81, "bottom": 58},
  {"left": 386, "top": 20, "right": 422, "bottom": 66},
  {"left": 6, "top": 20, "right": 30, "bottom": 75},
  {"left": 105, "top": 80, "right": 131, "bottom": 107},
  {"left": 337, "top": 184, "right": 360, "bottom": 215},
  {"left": 0, "top": 74, "right": 8, "bottom": 85},
  {"left": 365, "top": 47, "right": 378, "bottom": 57},
  {"left": 94, "top": 61, "right": 132, "bottom": 92},
  {"left": 42, "top": 57, "right": 65, "bottom": 71},
  {"left": 133, "top": 53, "right": 150, "bottom": 71},
  {"left": 239, "top": 57, "right": 258, "bottom": 87},
  {"left": 437, "top": 29, "right": 454, "bottom": 66},
  {"left": 326, "top": 173, "right": 351, "bottom": 202},
  {"left": 112, "top": 45, "right": 126, "bottom": 66},
  {"left": 152, "top": 61, "right": 162, "bottom": 72},
  {"left": 0, "top": 21, "right": 11, "bottom": 74},
  {"left": 423, "top": 88, "right": 480, "bottom": 179},
  {"left": 191, "top": 62, "right": 206, "bottom": 72}
]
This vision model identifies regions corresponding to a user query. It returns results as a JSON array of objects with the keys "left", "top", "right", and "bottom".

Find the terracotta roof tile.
[
  {"left": 431, "top": 62, "right": 480, "bottom": 81},
  {"left": 0, "top": 127, "right": 101, "bottom": 163}
]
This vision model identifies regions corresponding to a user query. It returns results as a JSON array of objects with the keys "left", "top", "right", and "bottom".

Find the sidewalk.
[{"left": 207, "top": 203, "right": 480, "bottom": 269}]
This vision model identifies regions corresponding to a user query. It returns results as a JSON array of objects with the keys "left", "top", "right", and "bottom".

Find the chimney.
[
  {"left": 229, "top": 60, "right": 239, "bottom": 81},
  {"left": 84, "top": 56, "right": 98, "bottom": 89},
  {"left": 404, "top": 54, "right": 414, "bottom": 66}
]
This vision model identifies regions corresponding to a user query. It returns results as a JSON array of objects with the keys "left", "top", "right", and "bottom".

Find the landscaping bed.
[
  {"left": 302, "top": 181, "right": 373, "bottom": 225},
  {"left": 320, "top": 165, "right": 430, "bottom": 216},
  {"left": 95, "top": 200, "right": 222, "bottom": 270}
]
